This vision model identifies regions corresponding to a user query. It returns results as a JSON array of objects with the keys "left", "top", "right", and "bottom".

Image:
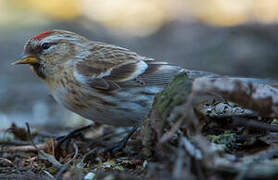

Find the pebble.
[{"left": 83, "top": 172, "right": 95, "bottom": 180}]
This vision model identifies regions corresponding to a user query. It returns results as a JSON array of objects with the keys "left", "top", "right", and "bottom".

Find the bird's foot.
[
  {"left": 55, "top": 124, "right": 94, "bottom": 152},
  {"left": 98, "top": 126, "right": 138, "bottom": 154},
  {"left": 99, "top": 139, "right": 128, "bottom": 154}
]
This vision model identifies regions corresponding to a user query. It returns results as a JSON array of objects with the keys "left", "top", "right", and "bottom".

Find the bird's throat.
[{"left": 31, "top": 63, "right": 46, "bottom": 79}]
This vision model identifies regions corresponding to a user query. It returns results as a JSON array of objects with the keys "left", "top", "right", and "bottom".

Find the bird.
[{"left": 12, "top": 30, "right": 183, "bottom": 152}]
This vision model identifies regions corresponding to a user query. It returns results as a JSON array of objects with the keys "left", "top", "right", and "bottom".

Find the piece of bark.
[{"left": 193, "top": 77, "right": 278, "bottom": 117}]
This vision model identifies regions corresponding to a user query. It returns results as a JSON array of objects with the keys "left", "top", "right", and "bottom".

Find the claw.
[
  {"left": 99, "top": 126, "right": 138, "bottom": 154},
  {"left": 55, "top": 124, "right": 94, "bottom": 152}
]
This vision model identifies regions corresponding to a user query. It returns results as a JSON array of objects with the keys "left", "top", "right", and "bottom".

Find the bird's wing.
[{"left": 74, "top": 43, "right": 181, "bottom": 90}]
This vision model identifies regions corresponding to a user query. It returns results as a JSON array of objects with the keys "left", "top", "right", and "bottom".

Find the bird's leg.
[
  {"left": 101, "top": 125, "right": 138, "bottom": 153},
  {"left": 55, "top": 124, "right": 94, "bottom": 151}
]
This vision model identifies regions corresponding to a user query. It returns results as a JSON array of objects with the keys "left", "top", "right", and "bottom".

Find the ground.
[{"left": 1, "top": 72, "right": 278, "bottom": 180}]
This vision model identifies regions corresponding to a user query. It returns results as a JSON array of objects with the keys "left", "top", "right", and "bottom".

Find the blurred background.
[{"left": 1, "top": 0, "right": 278, "bottom": 130}]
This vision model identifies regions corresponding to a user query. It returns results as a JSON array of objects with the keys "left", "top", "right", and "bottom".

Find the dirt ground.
[{"left": 1, "top": 72, "right": 278, "bottom": 180}]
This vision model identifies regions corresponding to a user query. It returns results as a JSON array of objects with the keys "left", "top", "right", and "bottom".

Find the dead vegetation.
[{"left": 1, "top": 72, "right": 278, "bottom": 180}]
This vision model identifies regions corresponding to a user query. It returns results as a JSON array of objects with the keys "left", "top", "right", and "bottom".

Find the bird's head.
[{"left": 12, "top": 30, "right": 89, "bottom": 79}]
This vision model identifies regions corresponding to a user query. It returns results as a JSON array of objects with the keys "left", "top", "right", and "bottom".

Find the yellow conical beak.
[{"left": 11, "top": 53, "right": 38, "bottom": 65}]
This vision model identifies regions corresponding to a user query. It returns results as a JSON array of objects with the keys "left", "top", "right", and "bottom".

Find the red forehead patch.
[{"left": 31, "top": 30, "right": 53, "bottom": 40}]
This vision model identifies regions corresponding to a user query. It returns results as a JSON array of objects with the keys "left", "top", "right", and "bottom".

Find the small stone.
[
  {"left": 215, "top": 103, "right": 227, "bottom": 114},
  {"left": 83, "top": 172, "right": 95, "bottom": 180},
  {"left": 233, "top": 107, "right": 244, "bottom": 113},
  {"left": 143, "top": 160, "right": 148, "bottom": 168}
]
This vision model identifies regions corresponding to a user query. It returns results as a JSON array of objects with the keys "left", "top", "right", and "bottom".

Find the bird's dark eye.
[{"left": 42, "top": 43, "right": 51, "bottom": 50}]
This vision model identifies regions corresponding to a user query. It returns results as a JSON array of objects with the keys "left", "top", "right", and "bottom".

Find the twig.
[
  {"left": 76, "top": 148, "right": 98, "bottom": 168},
  {"left": 4, "top": 143, "right": 51, "bottom": 152},
  {"left": 173, "top": 138, "right": 186, "bottom": 178},
  {"left": 209, "top": 114, "right": 278, "bottom": 132},
  {"left": 160, "top": 118, "right": 183, "bottom": 144},
  {"left": 25, "top": 123, "right": 63, "bottom": 169},
  {"left": 180, "top": 137, "right": 205, "bottom": 180},
  {"left": 0, "top": 158, "right": 20, "bottom": 174},
  {"left": 42, "top": 170, "right": 55, "bottom": 180},
  {"left": 65, "top": 140, "right": 79, "bottom": 166},
  {"left": 181, "top": 137, "right": 202, "bottom": 160},
  {"left": 209, "top": 113, "right": 258, "bottom": 119},
  {"left": 55, "top": 165, "right": 68, "bottom": 180},
  {"left": 160, "top": 93, "right": 199, "bottom": 143}
]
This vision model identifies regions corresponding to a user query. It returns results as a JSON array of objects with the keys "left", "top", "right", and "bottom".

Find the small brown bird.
[{"left": 12, "top": 30, "right": 182, "bottom": 151}]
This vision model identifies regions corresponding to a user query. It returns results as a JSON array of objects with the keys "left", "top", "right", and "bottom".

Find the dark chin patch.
[{"left": 31, "top": 64, "right": 46, "bottom": 79}]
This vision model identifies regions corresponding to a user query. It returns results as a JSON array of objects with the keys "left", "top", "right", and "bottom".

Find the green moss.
[
  {"left": 207, "top": 133, "right": 236, "bottom": 145},
  {"left": 142, "top": 73, "right": 192, "bottom": 156},
  {"left": 47, "top": 167, "right": 58, "bottom": 174},
  {"left": 271, "top": 118, "right": 278, "bottom": 124},
  {"left": 153, "top": 73, "right": 192, "bottom": 122}
]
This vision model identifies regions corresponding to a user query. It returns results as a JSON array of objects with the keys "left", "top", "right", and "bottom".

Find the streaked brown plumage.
[{"left": 13, "top": 30, "right": 183, "bottom": 128}]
